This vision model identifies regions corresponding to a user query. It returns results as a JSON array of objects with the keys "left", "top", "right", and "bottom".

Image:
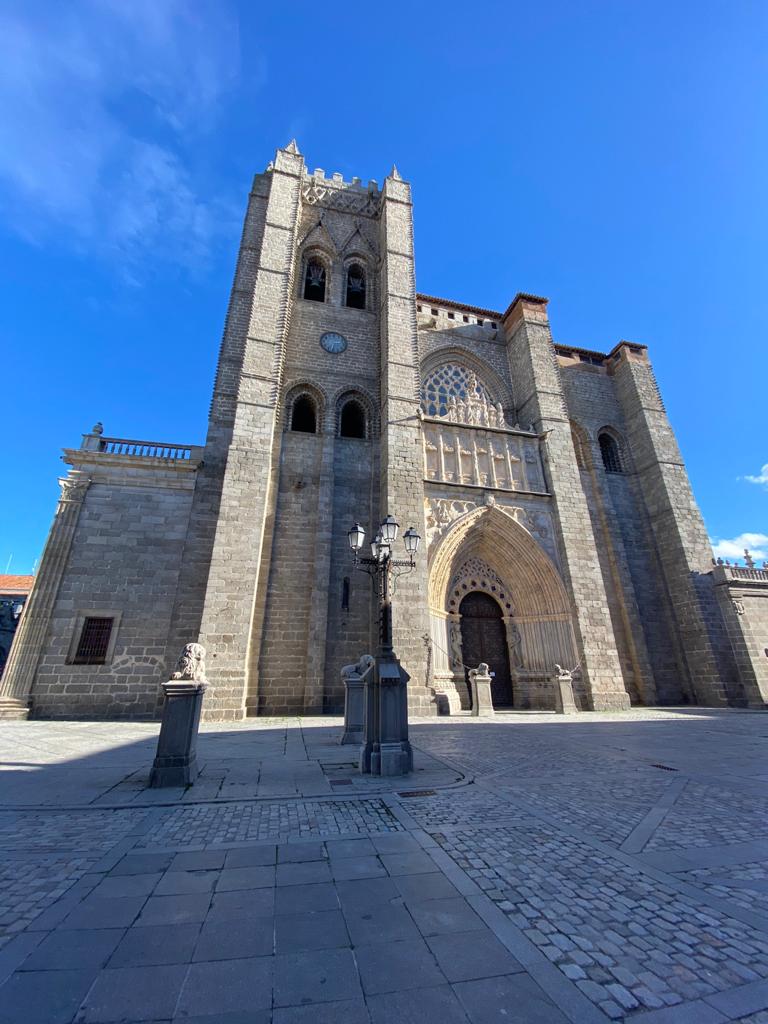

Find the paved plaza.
[{"left": 1, "top": 709, "right": 768, "bottom": 1023}]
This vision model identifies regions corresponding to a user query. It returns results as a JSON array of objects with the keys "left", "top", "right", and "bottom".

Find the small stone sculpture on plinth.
[
  {"left": 340, "top": 654, "right": 374, "bottom": 744},
  {"left": 468, "top": 662, "right": 495, "bottom": 717},
  {"left": 553, "top": 664, "right": 578, "bottom": 715},
  {"left": 149, "top": 644, "right": 208, "bottom": 788}
]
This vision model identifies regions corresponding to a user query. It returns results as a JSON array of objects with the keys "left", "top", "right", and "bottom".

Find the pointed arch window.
[
  {"left": 303, "top": 258, "right": 326, "bottom": 302},
  {"left": 598, "top": 432, "right": 623, "bottom": 473},
  {"left": 345, "top": 263, "right": 366, "bottom": 309},
  {"left": 291, "top": 394, "right": 317, "bottom": 433},
  {"left": 339, "top": 399, "right": 366, "bottom": 438}
]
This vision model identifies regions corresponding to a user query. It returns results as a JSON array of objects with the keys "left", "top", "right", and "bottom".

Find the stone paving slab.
[{"left": 1, "top": 708, "right": 768, "bottom": 1022}]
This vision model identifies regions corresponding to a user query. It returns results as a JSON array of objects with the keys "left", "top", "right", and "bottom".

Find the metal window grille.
[
  {"left": 599, "top": 433, "right": 622, "bottom": 474},
  {"left": 74, "top": 617, "right": 113, "bottom": 664}
]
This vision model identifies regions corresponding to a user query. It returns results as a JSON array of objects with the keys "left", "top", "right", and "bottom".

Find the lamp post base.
[{"left": 359, "top": 653, "right": 413, "bottom": 777}]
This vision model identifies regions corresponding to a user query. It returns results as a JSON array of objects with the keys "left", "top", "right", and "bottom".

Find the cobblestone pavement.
[
  {"left": 134, "top": 798, "right": 404, "bottom": 849},
  {"left": 0, "top": 708, "right": 768, "bottom": 1023}
]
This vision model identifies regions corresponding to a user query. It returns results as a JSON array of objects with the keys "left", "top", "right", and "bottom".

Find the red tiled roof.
[{"left": 0, "top": 574, "right": 35, "bottom": 594}]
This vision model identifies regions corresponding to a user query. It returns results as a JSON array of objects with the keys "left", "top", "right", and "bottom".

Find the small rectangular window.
[
  {"left": 448, "top": 312, "right": 455, "bottom": 320},
  {"left": 417, "top": 304, "right": 422, "bottom": 312},
  {"left": 73, "top": 617, "right": 114, "bottom": 664},
  {"left": 431, "top": 308, "right": 438, "bottom": 316},
  {"left": 491, "top": 322, "right": 497, "bottom": 329},
  {"left": 477, "top": 318, "right": 484, "bottom": 325},
  {"left": 341, "top": 577, "right": 350, "bottom": 612},
  {"left": 463, "top": 315, "right": 469, "bottom": 323}
]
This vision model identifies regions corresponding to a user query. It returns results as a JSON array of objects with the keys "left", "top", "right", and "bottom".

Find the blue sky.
[{"left": 1, "top": 0, "right": 766, "bottom": 573}]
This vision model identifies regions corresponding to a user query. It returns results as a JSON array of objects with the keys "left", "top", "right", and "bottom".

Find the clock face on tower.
[{"left": 320, "top": 332, "right": 348, "bottom": 354}]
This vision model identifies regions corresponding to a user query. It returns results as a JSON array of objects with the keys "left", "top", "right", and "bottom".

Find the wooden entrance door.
[{"left": 459, "top": 591, "right": 514, "bottom": 708}]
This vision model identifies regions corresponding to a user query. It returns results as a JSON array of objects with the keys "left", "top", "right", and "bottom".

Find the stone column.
[
  {"left": 502, "top": 295, "right": 629, "bottom": 710},
  {"left": 611, "top": 343, "right": 737, "bottom": 704},
  {"left": 378, "top": 167, "right": 433, "bottom": 712},
  {"left": 0, "top": 473, "right": 90, "bottom": 718}
]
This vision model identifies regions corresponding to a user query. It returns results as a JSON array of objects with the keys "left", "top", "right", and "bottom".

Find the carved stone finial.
[
  {"left": 284, "top": 139, "right": 301, "bottom": 154},
  {"left": 92, "top": 422, "right": 104, "bottom": 435},
  {"left": 744, "top": 549, "right": 755, "bottom": 569},
  {"left": 171, "top": 643, "right": 207, "bottom": 683},
  {"left": 389, "top": 164, "right": 403, "bottom": 181}
]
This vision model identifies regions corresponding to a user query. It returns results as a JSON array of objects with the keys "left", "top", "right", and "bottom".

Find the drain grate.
[
  {"left": 329, "top": 779, "right": 353, "bottom": 787},
  {"left": 398, "top": 789, "right": 437, "bottom": 798},
  {"left": 650, "top": 764, "right": 678, "bottom": 772}
]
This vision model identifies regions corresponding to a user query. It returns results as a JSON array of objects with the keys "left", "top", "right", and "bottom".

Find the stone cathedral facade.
[{"left": 2, "top": 141, "right": 766, "bottom": 721}]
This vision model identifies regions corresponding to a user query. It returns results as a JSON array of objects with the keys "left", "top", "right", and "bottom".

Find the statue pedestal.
[
  {"left": 341, "top": 658, "right": 373, "bottom": 745},
  {"left": 469, "top": 664, "right": 495, "bottom": 717},
  {"left": 553, "top": 668, "right": 578, "bottom": 715},
  {"left": 149, "top": 681, "right": 207, "bottom": 787},
  {"left": 360, "top": 655, "right": 413, "bottom": 777}
]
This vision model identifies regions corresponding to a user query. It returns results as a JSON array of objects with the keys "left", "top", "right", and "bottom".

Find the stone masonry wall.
[
  {"left": 379, "top": 172, "right": 432, "bottom": 708},
  {"left": 249, "top": 180, "right": 381, "bottom": 714},
  {"left": 195, "top": 144, "right": 304, "bottom": 721},
  {"left": 561, "top": 361, "right": 682, "bottom": 704},
  {"left": 31, "top": 465, "right": 195, "bottom": 719},
  {"left": 712, "top": 566, "right": 768, "bottom": 707},
  {"left": 611, "top": 344, "right": 738, "bottom": 705},
  {"left": 503, "top": 298, "right": 630, "bottom": 710}
]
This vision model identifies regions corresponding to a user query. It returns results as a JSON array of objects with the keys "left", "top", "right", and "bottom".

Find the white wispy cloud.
[
  {"left": 711, "top": 532, "right": 768, "bottom": 562},
  {"left": 744, "top": 463, "right": 768, "bottom": 489},
  {"left": 0, "top": 1, "right": 241, "bottom": 273}
]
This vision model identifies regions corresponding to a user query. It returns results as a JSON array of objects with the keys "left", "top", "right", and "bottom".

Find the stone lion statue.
[
  {"left": 340, "top": 654, "right": 374, "bottom": 680},
  {"left": 171, "top": 643, "right": 207, "bottom": 683}
]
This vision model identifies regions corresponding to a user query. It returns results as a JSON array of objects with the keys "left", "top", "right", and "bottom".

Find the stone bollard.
[
  {"left": 149, "top": 644, "right": 207, "bottom": 788},
  {"left": 552, "top": 664, "right": 578, "bottom": 715},
  {"left": 468, "top": 663, "right": 495, "bottom": 717},
  {"left": 340, "top": 654, "right": 374, "bottom": 745}
]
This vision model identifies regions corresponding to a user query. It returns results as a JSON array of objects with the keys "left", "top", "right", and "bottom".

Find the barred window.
[
  {"left": 73, "top": 617, "right": 114, "bottom": 664},
  {"left": 421, "top": 363, "right": 496, "bottom": 417},
  {"left": 599, "top": 432, "right": 623, "bottom": 473}
]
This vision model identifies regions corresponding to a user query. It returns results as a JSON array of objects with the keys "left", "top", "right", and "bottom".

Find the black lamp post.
[{"left": 348, "top": 514, "right": 421, "bottom": 776}]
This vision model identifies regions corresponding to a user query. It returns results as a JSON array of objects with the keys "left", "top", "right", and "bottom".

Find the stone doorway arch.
[
  {"left": 427, "top": 503, "right": 580, "bottom": 711},
  {"left": 459, "top": 591, "right": 514, "bottom": 707}
]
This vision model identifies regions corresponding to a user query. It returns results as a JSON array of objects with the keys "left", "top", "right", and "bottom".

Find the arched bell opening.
[{"left": 427, "top": 504, "right": 582, "bottom": 712}]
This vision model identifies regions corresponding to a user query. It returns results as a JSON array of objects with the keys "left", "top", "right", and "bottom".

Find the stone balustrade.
[{"left": 81, "top": 432, "right": 203, "bottom": 462}]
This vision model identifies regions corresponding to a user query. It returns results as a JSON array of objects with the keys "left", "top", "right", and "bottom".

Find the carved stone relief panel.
[
  {"left": 423, "top": 423, "right": 529, "bottom": 490},
  {"left": 424, "top": 496, "right": 560, "bottom": 568}
]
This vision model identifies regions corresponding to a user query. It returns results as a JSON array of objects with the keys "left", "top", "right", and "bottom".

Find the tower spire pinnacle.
[{"left": 284, "top": 139, "right": 301, "bottom": 155}]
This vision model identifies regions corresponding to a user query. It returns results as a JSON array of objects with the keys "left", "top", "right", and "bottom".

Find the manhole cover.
[{"left": 330, "top": 779, "right": 353, "bottom": 787}]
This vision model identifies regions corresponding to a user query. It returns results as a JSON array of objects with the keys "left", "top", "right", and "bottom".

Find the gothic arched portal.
[{"left": 427, "top": 504, "right": 581, "bottom": 711}]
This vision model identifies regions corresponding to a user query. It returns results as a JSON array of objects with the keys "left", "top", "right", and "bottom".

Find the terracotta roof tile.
[{"left": 0, "top": 574, "right": 35, "bottom": 593}]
